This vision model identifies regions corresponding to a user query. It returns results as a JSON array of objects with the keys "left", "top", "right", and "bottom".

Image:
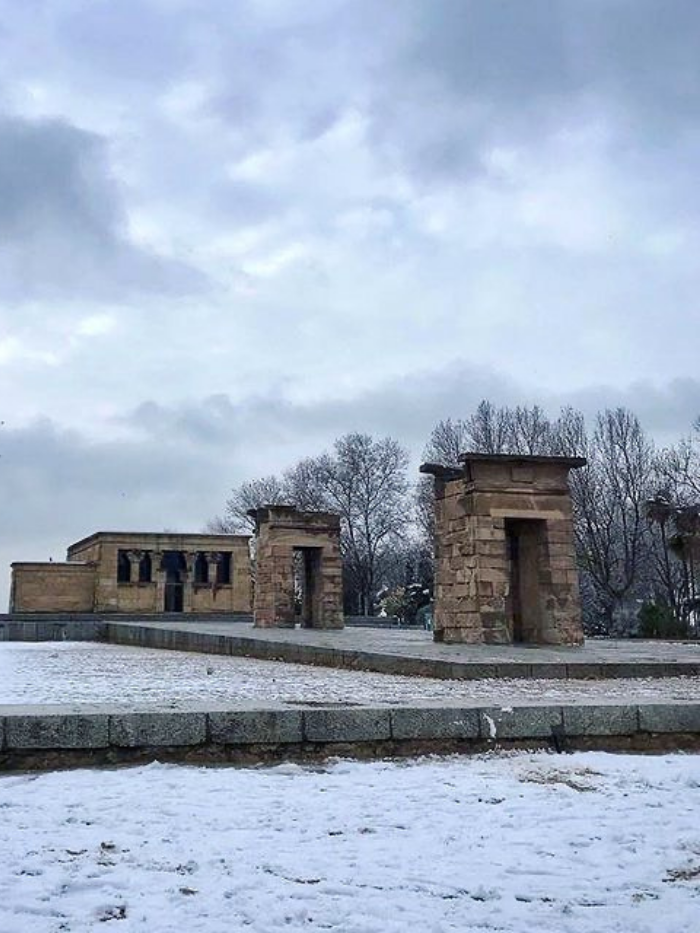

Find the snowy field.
[
  {"left": 1, "top": 752, "right": 699, "bottom": 932},
  {"left": 2, "top": 641, "right": 700, "bottom": 707}
]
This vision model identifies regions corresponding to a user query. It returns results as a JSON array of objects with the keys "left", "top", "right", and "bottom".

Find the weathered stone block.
[
  {"left": 391, "top": 706, "right": 480, "bottom": 740},
  {"left": 109, "top": 711, "right": 206, "bottom": 747},
  {"left": 562, "top": 704, "right": 638, "bottom": 736},
  {"left": 303, "top": 707, "right": 391, "bottom": 742},
  {"left": 638, "top": 703, "right": 700, "bottom": 734},
  {"left": 209, "top": 708, "right": 303, "bottom": 744},
  {"left": 5, "top": 711, "right": 109, "bottom": 749},
  {"left": 479, "top": 705, "right": 563, "bottom": 739}
]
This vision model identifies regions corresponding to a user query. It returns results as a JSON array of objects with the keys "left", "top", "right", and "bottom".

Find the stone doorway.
[
  {"left": 505, "top": 518, "right": 545, "bottom": 643},
  {"left": 294, "top": 546, "right": 323, "bottom": 628}
]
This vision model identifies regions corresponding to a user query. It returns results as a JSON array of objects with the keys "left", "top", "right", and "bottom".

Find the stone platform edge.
[
  {"left": 2, "top": 700, "right": 700, "bottom": 770},
  {"left": 105, "top": 622, "right": 700, "bottom": 681},
  {"left": 4, "top": 618, "right": 700, "bottom": 681}
]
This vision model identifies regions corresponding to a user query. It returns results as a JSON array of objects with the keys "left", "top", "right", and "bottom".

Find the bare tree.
[
  {"left": 207, "top": 475, "right": 286, "bottom": 533},
  {"left": 209, "top": 433, "right": 412, "bottom": 615},
  {"left": 656, "top": 418, "right": 700, "bottom": 506},
  {"left": 467, "top": 400, "right": 512, "bottom": 454},
  {"left": 572, "top": 408, "right": 655, "bottom": 631},
  {"left": 424, "top": 401, "right": 557, "bottom": 464},
  {"left": 414, "top": 475, "right": 435, "bottom": 544},
  {"left": 424, "top": 417, "right": 470, "bottom": 466},
  {"left": 509, "top": 404, "right": 555, "bottom": 454},
  {"left": 316, "top": 434, "right": 411, "bottom": 614},
  {"left": 282, "top": 457, "right": 328, "bottom": 511}
]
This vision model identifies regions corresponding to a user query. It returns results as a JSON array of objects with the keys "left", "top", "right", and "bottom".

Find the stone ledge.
[
  {"left": 210, "top": 708, "right": 303, "bottom": 745},
  {"left": 5, "top": 711, "right": 109, "bottom": 749},
  {"left": 638, "top": 703, "right": 700, "bottom": 734},
  {"left": 479, "top": 705, "right": 563, "bottom": 739},
  {"left": 303, "top": 707, "right": 392, "bottom": 743},
  {"left": 562, "top": 703, "right": 638, "bottom": 736},
  {"left": 391, "top": 706, "right": 480, "bottom": 740},
  {"left": 102, "top": 623, "right": 700, "bottom": 682},
  {"left": 1, "top": 701, "right": 700, "bottom": 766},
  {"left": 110, "top": 711, "right": 207, "bottom": 747}
]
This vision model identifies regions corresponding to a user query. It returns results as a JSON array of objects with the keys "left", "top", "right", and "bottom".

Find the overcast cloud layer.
[{"left": 1, "top": 1, "right": 699, "bottom": 607}]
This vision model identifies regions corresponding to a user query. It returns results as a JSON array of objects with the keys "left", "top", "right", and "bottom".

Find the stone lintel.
[
  {"left": 489, "top": 508, "right": 567, "bottom": 520},
  {"left": 459, "top": 453, "right": 587, "bottom": 469}
]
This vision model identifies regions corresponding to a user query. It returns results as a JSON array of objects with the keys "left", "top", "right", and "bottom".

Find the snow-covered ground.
[
  {"left": 1, "top": 641, "right": 700, "bottom": 707},
  {"left": 1, "top": 752, "right": 699, "bottom": 932}
]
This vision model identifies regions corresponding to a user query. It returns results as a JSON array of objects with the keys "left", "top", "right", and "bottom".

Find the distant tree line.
[{"left": 210, "top": 402, "right": 700, "bottom": 635}]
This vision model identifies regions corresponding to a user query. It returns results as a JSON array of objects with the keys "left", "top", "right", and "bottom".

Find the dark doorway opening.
[
  {"left": 504, "top": 519, "right": 545, "bottom": 643},
  {"left": 139, "top": 552, "right": 152, "bottom": 584},
  {"left": 217, "top": 552, "right": 232, "bottom": 585},
  {"left": 293, "top": 547, "right": 322, "bottom": 628},
  {"left": 117, "top": 550, "right": 131, "bottom": 583},
  {"left": 162, "top": 550, "right": 186, "bottom": 612},
  {"left": 194, "top": 553, "right": 209, "bottom": 585}
]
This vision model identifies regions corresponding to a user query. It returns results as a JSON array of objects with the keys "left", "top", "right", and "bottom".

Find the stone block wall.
[{"left": 10, "top": 563, "right": 96, "bottom": 613}]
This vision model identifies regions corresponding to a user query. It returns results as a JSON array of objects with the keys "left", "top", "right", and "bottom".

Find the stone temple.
[
  {"left": 421, "top": 453, "right": 586, "bottom": 645},
  {"left": 10, "top": 532, "right": 252, "bottom": 615},
  {"left": 9, "top": 454, "right": 586, "bottom": 647}
]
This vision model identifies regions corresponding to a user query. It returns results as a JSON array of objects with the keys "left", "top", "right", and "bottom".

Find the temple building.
[{"left": 10, "top": 531, "right": 252, "bottom": 615}]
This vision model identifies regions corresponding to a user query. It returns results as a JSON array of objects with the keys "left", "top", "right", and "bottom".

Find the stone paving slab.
[{"left": 105, "top": 620, "right": 700, "bottom": 680}]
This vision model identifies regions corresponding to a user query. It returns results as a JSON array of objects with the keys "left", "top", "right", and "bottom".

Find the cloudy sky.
[{"left": 1, "top": 0, "right": 699, "bottom": 606}]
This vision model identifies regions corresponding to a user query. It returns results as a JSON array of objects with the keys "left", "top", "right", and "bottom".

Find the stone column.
[
  {"left": 205, "top": 551, "right": 222, "bottom": 585},
  {"left": 126, "top": 550, "right": 143, "bottom": 582},
  {"left": 152, "top": 551, "right": 165, "bottom": 613},
  {"left": 309, "top": 542, "right": 344, "bottom": 629},
  {"left": 255, "top": 542, "right": 296, "bottom": 627},
  {"left": 183, "top": 552, "right": 197, "bottom": 612}
]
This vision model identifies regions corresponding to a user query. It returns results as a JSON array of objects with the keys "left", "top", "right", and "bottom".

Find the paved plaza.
[{"left": 109, "top": 619, "right": 700, "bottom": 679}]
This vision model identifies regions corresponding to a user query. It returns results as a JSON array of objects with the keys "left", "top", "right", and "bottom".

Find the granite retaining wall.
[{"left": 2, "top": 701, "right": 700, "bottom": 771}]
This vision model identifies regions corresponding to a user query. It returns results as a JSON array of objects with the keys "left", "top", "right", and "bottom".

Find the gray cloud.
[
  {"left": 360, "top": 0, "right": 700, "bottom": 184},
  {"left": 0, "top": 115, "right": 204, "bottom": 302}
]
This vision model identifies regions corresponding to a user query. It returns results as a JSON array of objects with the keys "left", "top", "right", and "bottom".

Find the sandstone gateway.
[
  {"left": 420, "top": 454, "right": 586, "bottom": 645},
  {"left": 249, "top": 506, "right": 344, "bottom": 629},
  {"left": 9, "top": 454, "right": 586, "bottom": 646}
]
